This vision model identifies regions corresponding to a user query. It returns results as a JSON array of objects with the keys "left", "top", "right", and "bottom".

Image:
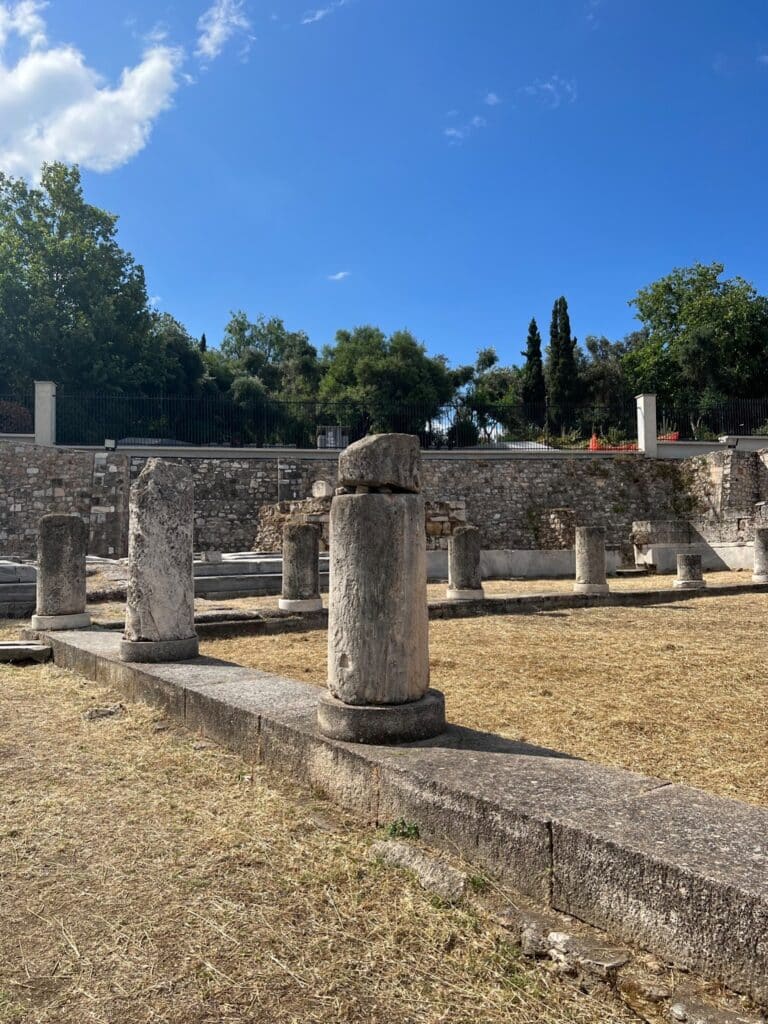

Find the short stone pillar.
[
  {"left": 673, "top": 552, "right": 706, "bottom": 590},
  {"left": 752, "top": 528, "right": 768, "bottom": 584},
  {"left": 120, "top": 459, "right": 199, "bottom": 662},
  {"left": 279, "top": 522, "right": 322, "bottom": 612},
  {"left": 31, "top": 514, "right": 91, "bottom": 630},
  {"left": 317, "top": 434, "right": 445, "bottom": 744},
  {"left": 446, "top": 525, "right": 484, "bottom": 601},
  {"left": 573, "top": 526, "right": 609, "bottom": 595}
]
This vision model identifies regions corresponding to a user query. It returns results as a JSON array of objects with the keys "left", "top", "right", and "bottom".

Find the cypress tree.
[
  {"left": 200, "top": 332, "right": 207, "bottom": 353},
  {"left": 520, "top": 317, "right": 546, "bottom": 416},
  {"left": 546, "top": 296, "right": 581, "bottom": 431}
]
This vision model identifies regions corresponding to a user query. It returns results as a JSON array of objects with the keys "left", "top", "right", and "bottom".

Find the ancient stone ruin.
[
  {"left": 278, "top": 522, "right": 322, "bottom": 612},
  {"left": 317, "top": 433, "right": 445, "bottom": 744},
  {"left": 446, "top": 524, "right": 484, "bottom": 601},
  {"left": 673, "top": 552, "right": 706, "bottom": 591},
  {"left": 573, "top": 526, "right": 609, "bottom": 595},
  {"left": 120, "top": 458, "right": 199, "bottom": 662},
  {"left": 753, "top": 526, "right": 768, "bottom": 584},
  {"left": 31, "top": 513, "right": 91, "bottom": 630}
]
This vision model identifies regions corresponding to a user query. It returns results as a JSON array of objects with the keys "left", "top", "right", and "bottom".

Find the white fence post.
[
  {"left": 635, "top": 393, "right": 658, "bottom": 457},
  {"left": 34, "top": 381, "right": 56, "bottom": 446}
]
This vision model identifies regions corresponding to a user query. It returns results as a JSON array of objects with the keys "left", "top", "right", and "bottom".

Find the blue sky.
[{"left": 2, "top": 1, "right": 768, "bottom": 368}]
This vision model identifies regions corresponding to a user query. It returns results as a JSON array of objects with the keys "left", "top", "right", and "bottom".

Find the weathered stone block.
[{"left": 338, "top": 433, "right": 421, "bottom": 492}]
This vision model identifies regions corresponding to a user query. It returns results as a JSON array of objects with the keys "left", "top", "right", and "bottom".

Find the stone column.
[
  {"left": 446, "top": 525, "right": 484, "bottom": 601},
  {"left": 573, "top": 526, "right": 609, "bottom": 595},
  {"left": 673, "top": 552, "right": 706, "bottom": 590},
  {"left": 635, "top": 393, "right": 658, "bottom": 457},
  {"left": 279, "top": 522, "right": 322, "bottom": 612},
  {"left": 31, "top": 514, "right": 91, "bottom": 629},
  {"left": 753, "top": 528, "right": 768, "bottom": 584},
  {"left": 120, "top": 459, "right": 198, "bottom": 662},
  {"left": 317, "top": 433, "right": 445, "bottom": 744}
]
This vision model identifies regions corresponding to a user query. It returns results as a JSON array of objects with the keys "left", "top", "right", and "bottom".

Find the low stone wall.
[{"left": 3, "top": 442, "right": 768, "bottom": 560}]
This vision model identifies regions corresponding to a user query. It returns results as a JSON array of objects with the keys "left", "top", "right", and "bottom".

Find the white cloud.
[
  {"left": 759, "top": 54, "right": 768, "bottom": 66},
  {"left": 0, "top": 1, "right": 182, "bottom": 179},
  {"left": 195, "top": 0, "right": 252, "bottom": 61},
  {"left": 327, "top": 270, "right": 350, "bottom": 281},
  {"left": 521, "top": 74, "right": 577, "bottom": 109},
  {"left": 301, "top": 0, "right": 348, "bottom": 26},
  {"left": 0, "top": 0, "right": 46, "bottom": 50},
  {"left": 484, "top": 91, "right": 500, "bottom": 106}
]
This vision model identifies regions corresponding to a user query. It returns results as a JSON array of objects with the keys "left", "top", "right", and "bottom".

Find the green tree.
[
  {"left": 546, "top": 296, "right": 582, "bottom": 430},
  {"left": 520, "top": 317, "right": 546, "bottom": 411},
  {"left": 320, "top": 326, "right": 454, "bottom": 435},
  {"left": 626, "top": 262, "right": 768, "bottom": 408},
  {"left": 221, "top": 312, "right": 321, "bottom": 400},
  {"left": 200, "top": 332, "right": 207, "bottom": 353},
  {"left": 0, "top": 163, "right": 156, "bottom": 392}
]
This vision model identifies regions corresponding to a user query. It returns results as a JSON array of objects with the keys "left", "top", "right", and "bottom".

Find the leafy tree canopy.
[{"left": 0, "top": 163, "right": 157, "bottom": 393}]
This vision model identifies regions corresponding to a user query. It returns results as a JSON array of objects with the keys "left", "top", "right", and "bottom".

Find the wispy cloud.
[
  {"left": 327, "top": 270, "right": 350, "bottom": 281},
  {"left": 759, "top": 54, "right": 768, "bottom": 66},
  {"left": 444, "top": 114, "right": 488, "bottom": 145},
  {"left": 585, "top": 0, "right": 602, "bottom": 28},
  {"left": 301, "top": 0, "right": 349, "bottom": 25},
  {"left": 0, "top": 0, "right": 182, "bottom": 180},
  {"left": 520, "top": 74, "right": 577, "bottom": 109},
  {"left": 195, "top": 0, "right": 252, "bottom": 61},
  {"left": 484, "top": 91, "right": 500, "bottom": 106}
]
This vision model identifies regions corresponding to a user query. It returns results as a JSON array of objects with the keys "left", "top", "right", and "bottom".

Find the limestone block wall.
[
  {"left": 0, "top": 441, "right": 93, "bottom": 557},
  {"left": 420, "top": 455, "right": 693, "bottom": 550},
  {"left": 3, "top": 443, "right": 767, "bottom": 560}
]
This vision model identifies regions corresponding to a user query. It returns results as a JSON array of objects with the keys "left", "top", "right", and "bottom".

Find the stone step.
[{"left": 0, "top": 641, "right": 51, "bottom": 663}]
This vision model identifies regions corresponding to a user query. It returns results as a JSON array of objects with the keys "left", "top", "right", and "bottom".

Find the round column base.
[
  {"left": 573, "top": 583, "right": 609, "bottom": 595},
  {"left": 278, "top": 597, "right": 323, "bottom": 613},
  {"left": 119, "top": 636, "right": 199, "bottom": 663},
  {"left": 317, "top": 689, "right": 446, "bottom": 745},
  {"left": 673, "top": 579, "right": 706, "bottom": 590},
  {"left": 445, "top": 588, "right": 485, "bottom": 602},
  {"left": 751, "top": 573, "right": 768, "bottom": 584},
  {"left": 31, "top": 611, "right": 91, "bottom": 630}
]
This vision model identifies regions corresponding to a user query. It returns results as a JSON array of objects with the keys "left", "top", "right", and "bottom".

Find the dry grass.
[
  {"left": 201, "top": 591, "right": 768, "bottom": 806},
  {"left": 88, "top": 569, "right": 754, "bottom": 623},
  {"left": 0, "top": 651, "right": 639, "bottom": 1024}
]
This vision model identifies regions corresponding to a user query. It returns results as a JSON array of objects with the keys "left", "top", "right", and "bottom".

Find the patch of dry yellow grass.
[
  {"left": 202, "top": 592, "right": 768, "bottom": 806},
  {"left": 87, "top": 570, "right": 754, "bottom": 623},
  {"left": 0, "top": 653, "right": 639, "bottom": 1024}
]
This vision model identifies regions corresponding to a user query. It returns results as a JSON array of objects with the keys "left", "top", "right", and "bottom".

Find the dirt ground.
[
  {"left": 0, "top": 654, "right": 640, "bottom": 1024},
  {"left": 200, "top": 589, "right": 768, "bottom": 807}
]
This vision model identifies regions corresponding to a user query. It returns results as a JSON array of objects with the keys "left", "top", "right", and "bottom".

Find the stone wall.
[
  {"left": 421, "top": 455, "right": 696, "bottom": 550},
  {"left": 3, "top": 442, "right": 768, "bottom": 560},
  {"left": 0, "top": 441, "right": 93, "bottom": 557}
]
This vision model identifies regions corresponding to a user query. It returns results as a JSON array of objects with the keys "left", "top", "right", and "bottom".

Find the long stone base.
[
  {"left": 752, "top": 574, "right": 768, "bottom": 585},
  {"left": 119, "top": 636, "right": 199, "bottom": 663},
  {"left": 317, "top": 689, "right": 446, "bottom": 745},
  {"left": 278, "top": 597, "right": 323, "bottom": 613},
  {"left": 673, "top": 579, "right": 706, "bottom": 590},
  {"left": 31, "top": 611, "right": 91, "bottom": 630},
  {"left": 30, "top": 628, "right": 768, "bottom": 1005},
  {"left": 573, "top": 583, "right": 609, "bottom": 595},
  {"left": 445, "top": 588, "right": 485, "bottom": 602}
]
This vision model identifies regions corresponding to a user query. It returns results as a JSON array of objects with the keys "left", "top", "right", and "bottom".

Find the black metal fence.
[
  {"left": 55, "top": 392, "right": 641, "bottom": 450},
  {"left": 658, "top": 398, "right": 768, "bottom": 442},
  {"left": 0, "top": 390, "right": 34, "bottom": 434}
]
